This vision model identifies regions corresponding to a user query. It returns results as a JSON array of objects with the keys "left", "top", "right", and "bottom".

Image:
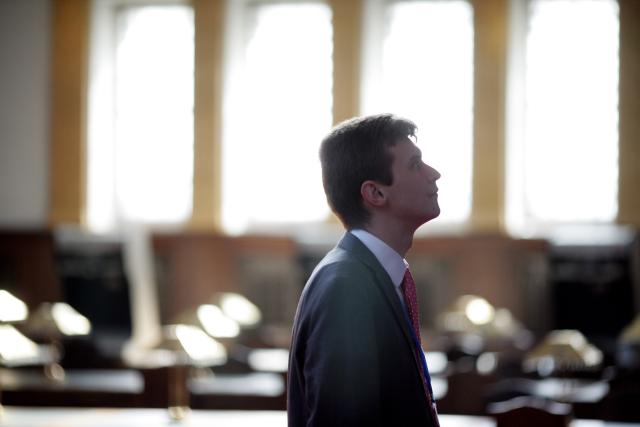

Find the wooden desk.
[
  {"left": 0, "top": 368, "right": 145, "bottom": 407},
  {"left": 1, "top": 408, "right": 639, "bottom": 427},
  {"left": 1, "top": 367, "right": 286, "bottom": 410}
]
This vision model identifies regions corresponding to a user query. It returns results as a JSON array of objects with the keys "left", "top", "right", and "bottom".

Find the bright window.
[
  {"left": 222, "top": 2, "right": 333, "bottom": 235},
  {"left": 362, "top": 0, "right": 474, "bottom": 226},
  {"left": 506, "top": 0, "right": 619, "bottom": 230},
  {"left": 87, "top": 3, "right": 194, "bottom": 231}
]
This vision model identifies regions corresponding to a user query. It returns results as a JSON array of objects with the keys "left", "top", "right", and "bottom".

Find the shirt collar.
[{"left": 350, "top": 229, "right": 408, "bottom": 289}]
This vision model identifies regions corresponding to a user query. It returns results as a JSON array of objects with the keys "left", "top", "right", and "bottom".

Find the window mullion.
[
  {"left": 470, "top": 0, "right": 509, "bottom": 232},
  {"left": 191, "top": 0, "right": 225, "bottom": 231}
]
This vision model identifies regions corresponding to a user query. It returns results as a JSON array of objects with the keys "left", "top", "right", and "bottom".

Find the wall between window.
[
  {"left": 618, "top": 0, "right": 640, "bottom": 227},
  {"left": 0, "top": 0, "right": 51, "bottom": 227},
  {"left": 50, "top": 0, "right": 89, "bottom": 226}
]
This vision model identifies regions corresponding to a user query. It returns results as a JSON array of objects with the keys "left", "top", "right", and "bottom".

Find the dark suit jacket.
[{"left": 287, "top": 232, "right": 435, "bottom": 426}]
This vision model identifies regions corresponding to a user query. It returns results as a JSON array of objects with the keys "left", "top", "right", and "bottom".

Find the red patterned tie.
[{"left": 401, "top": 268, "right": 440, "bottom": 426}]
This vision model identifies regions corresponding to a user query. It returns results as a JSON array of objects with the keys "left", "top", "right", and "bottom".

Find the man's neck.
[{"left": 362, "top": 218, "right": 415, "bottom": 257}]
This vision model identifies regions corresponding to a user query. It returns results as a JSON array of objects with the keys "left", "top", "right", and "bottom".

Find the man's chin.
[
  {"left": 417, "top": 207, "right": 440, "bottom": 225},
  {"left": 427, "top": 205, "right": 441, "bottom": 221}
]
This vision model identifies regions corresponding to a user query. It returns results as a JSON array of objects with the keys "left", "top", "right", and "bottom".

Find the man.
[{"left": 288, "top": 114, "right": 442, "bottom": 426}]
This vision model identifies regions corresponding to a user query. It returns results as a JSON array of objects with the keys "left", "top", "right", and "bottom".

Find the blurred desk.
[
  {"left": 1, "top": 408, "right": 639, "bottom": 427},
  {"left": 0, "top": 368, "right": 143, "bottom": 393},
  {"left": 0, "top": 368, "right": 146, "bottom": 407},
  {"left": 0, "top": 367, "right": 286, "bottom": 410},
  {"left": 189, "top": 372, "right": 286, "bottom": 410}
]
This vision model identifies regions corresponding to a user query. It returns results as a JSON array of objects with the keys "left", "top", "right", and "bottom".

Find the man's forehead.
[
  {"left": 387, "top": 139, "right": 421, "bottom": 167},
  {"left": 393, "top": 137, "right": 421, "bottom": 155}
]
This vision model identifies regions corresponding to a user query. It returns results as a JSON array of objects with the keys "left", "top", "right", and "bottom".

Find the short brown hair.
[{"left": 319, "top": 114, "right": 417, "bottom": 229}]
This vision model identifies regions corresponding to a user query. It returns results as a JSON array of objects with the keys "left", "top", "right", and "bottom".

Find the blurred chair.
[
  {"left": 0, "top": 230, "right": 61, "bottom": 310},
  {"left": 408, "top": 235, "right": 550, "bottom": 338},
  {"left": 55, "top": 229, "right": 133, "bottom": 365},
  {"left": 152, "top": 231, "right": 300, "bottom": 348},
  {"left": 150, "top": 231, "right": 294, "bottom": 411},
  {"left": 152, "top": 232, "right": 236, "bottom": 324},
  {"left": 0, "top": 229, "right": 157, "bottom": 409}
]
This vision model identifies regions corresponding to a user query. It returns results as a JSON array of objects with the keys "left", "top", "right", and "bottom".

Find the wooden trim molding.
[
  {"left": 330, "top": 0, "right": 363, "bottom": 125},
  {"left": 618, "top": 0, "right": 640, "bottom": 227},
  {"left": 470, "top": 0, "right": 507, "bottom": 232},
  {"left": 49, "top": 0, "right": 89, "bottom": 226},
  {"left": 190, "top": 0, "right": 226, "bottom": 231}
]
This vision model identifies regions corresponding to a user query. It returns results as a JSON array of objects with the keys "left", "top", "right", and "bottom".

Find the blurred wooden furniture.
[
  {"left": 408, "top": 235, "right": 549, "bottom": 335},
  {"left": 152, "top": 231, "right": 301, "bottom": 345},
  {"left": 488, "top": 397, "right": 572, "bottom": 427},
  {"left": 0, "top": 365, "right": 287, "bottom": 411},
  {"left": 152, "top": 232, "right": 237, "bottom": 323},
  {"left": 0, "top": 367, "right": 146, "bottom": 407},
  {"left": 1, "top": 407, "right": 632, "bottom": 427},
  {"left": 0, "top": 230, "right": 61, "bottom": 309}
]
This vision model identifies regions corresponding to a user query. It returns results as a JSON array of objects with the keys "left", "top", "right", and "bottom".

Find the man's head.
[{"left": 320, "top": 114, "right": 440, "bottom": 230}]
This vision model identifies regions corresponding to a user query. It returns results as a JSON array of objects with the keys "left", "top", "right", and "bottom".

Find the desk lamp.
[
  {"left": 176, "top": 303, "right": 240, "bottom": 340},
  {"left": 215, "top": 292, "right": 261, "bottom": 328},
  {"left": 439, "top": 294, "right": 532, "bottom": 354},
  {"left": 177, "top": 292, "right": 262, "bottom": 338},
  {"left": 523, "top": 330, "right": 603, "bottom": 376},
  {"left": 174, "top": 292, "right": 262, "bottom": 354},
  {"left": 0, "top": 290, "right": 39, "bottom": 420},
  {"left": 18, "top": 302, "right": 91, "bottom": 381}
]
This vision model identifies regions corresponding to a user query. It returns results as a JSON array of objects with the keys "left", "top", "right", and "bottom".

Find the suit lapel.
[{"left": 337, "top": 233, "right": 416, "bottom": 354}]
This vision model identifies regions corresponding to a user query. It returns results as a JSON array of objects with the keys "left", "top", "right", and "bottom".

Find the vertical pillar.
[
  {"left": 49, "top": 0, "right": 89, "bottom": 226},
  {"left": 190, "top": 0, "right": 225, "bottom": 230},
  {"left": 330, "top": 0, "right": 363, "bottom": 125},
  {"left": 618, "top": 0, "right": 640, "bottom": 227},
  {"left": 470, "top": 0, "right": 508, "bottom": 232}
]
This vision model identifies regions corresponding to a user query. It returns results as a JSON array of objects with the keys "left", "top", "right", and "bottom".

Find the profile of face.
[{"left": 382, "top": 137, "right": 441, "bottom": 228}]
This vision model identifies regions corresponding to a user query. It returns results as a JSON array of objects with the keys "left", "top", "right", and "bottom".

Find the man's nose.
[{"left": 427, "top": 164, "right": 441, "bottom": 181}]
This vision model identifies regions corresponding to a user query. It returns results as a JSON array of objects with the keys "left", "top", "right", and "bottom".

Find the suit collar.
[
  {"left": 350, "top": 229, "right": 407, "bottom": 288},
  {"left": 337, "top": 232, "right": 385, "bottom": 273},
  {"left": 337, "top": 232, "right": 417, "bottom": 353}
]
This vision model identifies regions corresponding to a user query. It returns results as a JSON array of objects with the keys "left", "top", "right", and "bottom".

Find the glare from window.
[
  {"left": 519, "top": 0, "right": 619, "bottom": 224},
  {"left": 88, "top": 5, "right": 194, "bottom": 230},
  {"left": 222, "top": 3, "right": 333, "bottom": 234},
  {"left": 363, "top": 1, "right": 474, "bottom": 225},
  {"left": 115, "top": 6, "right": 194, "bottom": 223}
]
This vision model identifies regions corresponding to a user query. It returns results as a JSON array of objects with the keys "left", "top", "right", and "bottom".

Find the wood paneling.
[
  {"left": 330, "top": 0, "right": 363, "bottom": 125},
  {"left": 618, "top": 0, "right": 640, "bottom": 227},
  {"left": 471, "top": 0, "right": 508, "bottom": 232},
  {"left": 190, "top": 0, "right": 226, "bottom": 231},
  {"left": 49, "top": 0, "right": 89, "bottom": 226},
  {"left": 0, "top": 230, "right": 61, "bottom": 308}
]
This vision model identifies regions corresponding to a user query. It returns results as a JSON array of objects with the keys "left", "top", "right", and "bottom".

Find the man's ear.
[{"left": 361, "top": 180, "right": 386, "bottom": 207}]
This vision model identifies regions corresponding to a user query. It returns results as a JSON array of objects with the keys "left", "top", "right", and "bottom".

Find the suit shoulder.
[
  {"left": 313, "top": 248, "right": 373, "bottom": 284},
  {"left": 300, "top": 249, "right": 377, "bottom": 308}
]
